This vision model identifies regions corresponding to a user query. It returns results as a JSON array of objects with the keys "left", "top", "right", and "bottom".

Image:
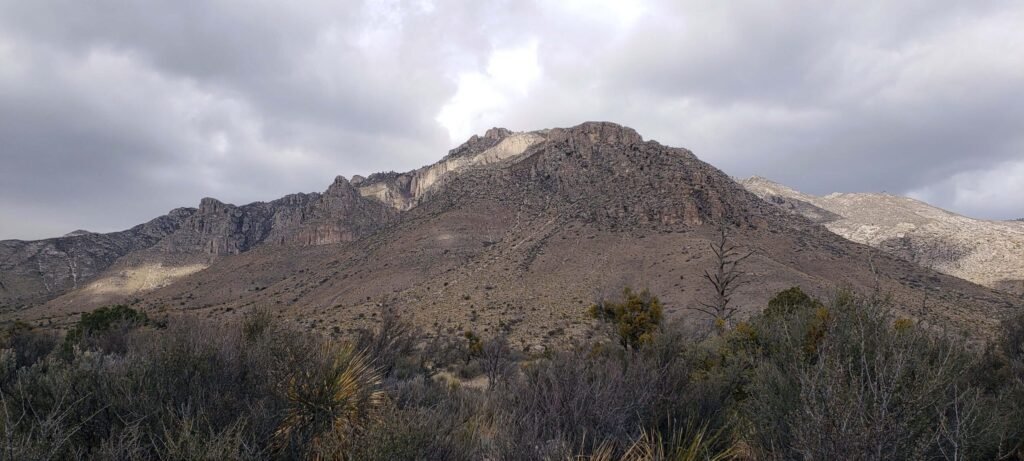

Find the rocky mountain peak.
[
  {"left": 198, "top": 197, "right": 229, "bottom": 214},
  {"left": 444, "top": 127, "right": 517, "bottom": 161},
  {"left": 416, "top": 121, "right": 774, "bottom": 230},
  {"left": 325, "top": 175, "right": 356, "bottom": 196},
  {"left": 168, "top": 207, "right": 198, "bottom": 218},
  {"left": 547, "top": 121, "right": 643, "bottom": 147},
  {"left": 483, "top": 127, "right": 513, "bottom": 139}
]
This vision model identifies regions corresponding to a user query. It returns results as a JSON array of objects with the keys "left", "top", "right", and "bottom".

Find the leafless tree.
[
  {"left": 480, "top": 334, "right": 515, "bottom": 388},
  {"left": 692, "top": 223, "right": 754, "bottom": 332}
]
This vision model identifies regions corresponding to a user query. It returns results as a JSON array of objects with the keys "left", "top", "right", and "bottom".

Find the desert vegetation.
[{"left": 1, "top": 288, "right": 1023, "bottom": 460}]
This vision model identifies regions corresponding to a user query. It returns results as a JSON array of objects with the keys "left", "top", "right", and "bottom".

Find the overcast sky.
[{"left": 1, "top": 0, "right": 1023, "bottom": 240}]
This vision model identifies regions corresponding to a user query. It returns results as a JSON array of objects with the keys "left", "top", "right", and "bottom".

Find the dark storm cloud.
[
  {"left": 0, "top": 0, "right": 469, "bottom": 238},
  {"left": 1, "top": 0, "right": 1022, "bottom": 239},
  {"left": 489, "top": 0, "right": 1024, "bottom": 219}
]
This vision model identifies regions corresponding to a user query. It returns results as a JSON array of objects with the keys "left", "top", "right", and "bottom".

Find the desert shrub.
[
  {"left": 0, "top": 321, "right": 57, "bottom": 371},
  {"left": 590, "top": 287, "right": 664, "bottom": 349},
  {"left": 1000, "top": 308, "right": 1024, "bottom": 363},
  {"left": 354, "top": 304, "right": 421, "bottom": 379},
  {"left": 479, "top": 334, "right": 517, "bottom": 387},
  {"left": 67, "top": 305, "right": 148, "bottom": 337},
  {"left": 455, "top": 358, "right": 484, "bottom": 380},
  {"left": 348, "top": 376, "right": 487, "bottom": 460},
  {"left": 463, "top": 330, "right": 484, "bottom": 360},
  {"left": 63, "top": 304, "right": 149, "bottom": 354},
  {"left": 3, "top": 286, "right": 1022, "bottom": 460},
  {"left": 488, "top": 334, "right": 733, "bottom": 461},
  {"left": 763, "top": 286, "right": 821, "bottom": 318},
  {"left": 345, "top": 405, "right": 439, "bottom": 461},
  {"left": 421, "top": 328, "right": 467, "bottom": 374},
  {"left": 738, "top": 290, "right": 1014, "bottom": 460},
  {"left": 242, "top": 307, "right": 274, "bottom": 341},
  {"left": 0, "top": 312, "right": 321, "bottom": 459},
  {"left": 151, "top": 411, "right": 259, "bottom": 461}
]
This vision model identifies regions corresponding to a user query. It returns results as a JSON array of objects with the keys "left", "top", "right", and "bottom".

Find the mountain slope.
[
  {"left": 743, "top": 176, "right": 1024, "bottom": 294},
  {"left": 0, "top": 177, "right": 397, "bottom": 310},
  {"left": 10, "top": 122, "right": 1019, "bottom": 345},
  {"left": 0, "top": 209, "right": 195, "bottom": 308},
  {"left": 0, "top": 127, "right": 548, "bottom": 309}
]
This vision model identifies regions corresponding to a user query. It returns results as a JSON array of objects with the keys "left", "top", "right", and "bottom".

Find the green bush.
[
  {"left": 764, "top": 286, "right": 821, "bottom": 317},
  {"left": 590, "top": 287, "right": 664, "bottom": 349},
  {"left": 63, "top": 304, "right": 149, "bottom": 354}
]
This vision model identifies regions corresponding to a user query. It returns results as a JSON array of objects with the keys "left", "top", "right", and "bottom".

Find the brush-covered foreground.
[{"left": 2, "top": 288, "right": 1023, "bottom": 460}]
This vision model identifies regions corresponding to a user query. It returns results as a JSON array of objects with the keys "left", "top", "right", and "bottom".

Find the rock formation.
[
  {"left": 0, "top": 177, "right": 396, "bottom": 308},
  {"left": 0, "top": 209, "right": 194, "bottom": 308},
  {"left": 743, "top": 176, "right": 1024, "bottom": 294},
  {"left": 353, "top": 128, "right": 544, "bottom": 210}
]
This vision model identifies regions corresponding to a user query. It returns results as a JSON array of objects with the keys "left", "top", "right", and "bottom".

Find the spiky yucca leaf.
[
  {"left": 576, "top": 424, "right": 740, "bottom": 461},
  {"left": 273, "top": 344, "right": 384, "bottom": 458}
]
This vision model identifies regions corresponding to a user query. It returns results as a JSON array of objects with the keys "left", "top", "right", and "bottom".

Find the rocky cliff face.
[
  {"left": 742, "top": 177, "right": 1024, "bottom": 294},
  {"left": 352, "top": 127, "right": 544, "bottom": 210},
  {"left": 0, "top": 209, "right": 195, "bottom": 308},
  {"left": 1, "top": 176, "right": 397, "bottom": 308},
  {"left": 157, "top": 175, "right": 396, "bottom": 256}
]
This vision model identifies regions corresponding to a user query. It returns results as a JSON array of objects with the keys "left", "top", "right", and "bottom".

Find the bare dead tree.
[
  {"left": 692, "top": 223, "right": 754, "bottom": 332},
  {"left": 480, "top": 334, "right": 515, "bottom": 388}
]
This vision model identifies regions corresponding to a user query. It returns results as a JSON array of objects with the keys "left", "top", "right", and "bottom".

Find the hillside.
[
  {"left": 743, "top": 176, "right": 1024, "bottom": 295},
  {"left": 0, "top": 177, "right": 397, "bottom": 310},
  {"left": 0, "top": 209, "right": 195, "bottom": 308},
  {"left": 4, "top": 123, "right": 1019, "bottom": 346}
]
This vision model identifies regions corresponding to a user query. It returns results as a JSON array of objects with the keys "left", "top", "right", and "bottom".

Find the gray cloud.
[{"left": 1, "top": 0, "right": 1022, "bottom": 239}]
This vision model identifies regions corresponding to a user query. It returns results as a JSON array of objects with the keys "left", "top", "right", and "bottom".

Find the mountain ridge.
[
  {"left": 3, "top": 122, "right": 1020, "bottom": 344},
  {"left": 742, "top": 176, "right": 1024, "bottom": 295}
]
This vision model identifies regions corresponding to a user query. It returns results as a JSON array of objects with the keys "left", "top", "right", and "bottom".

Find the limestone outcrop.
[
  {"left": 354, "top": 128, "right": 544, "bottom": 210},
  {"left": 743, "top": 176, "right": 1024, "bottom": 294}
]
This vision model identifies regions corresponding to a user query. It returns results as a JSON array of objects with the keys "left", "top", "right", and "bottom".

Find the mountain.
[
  {"left": 0, "top": 210, "right": 195, "bottom": 308},
  {"left": 742, "top": 176, "right": 1024, "bottom": 295},
  {"left": 0, "top": 178, "right": 396, "bottom": 309},
  {"left": 3, "top": 123, "right": 1019, "bottom": 345}
]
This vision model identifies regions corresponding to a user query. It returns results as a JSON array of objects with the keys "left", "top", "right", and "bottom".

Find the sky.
[{"left": 1, "top": 0, "right": 1023, "bottom": 240}]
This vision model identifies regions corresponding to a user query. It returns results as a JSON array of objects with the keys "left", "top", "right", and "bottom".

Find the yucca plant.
[
  {"left": 273, "top": 344, "right": 385, "bottom": 459},
  {"left": 576, "top": 424, "right": 740, "bottom": 461}
]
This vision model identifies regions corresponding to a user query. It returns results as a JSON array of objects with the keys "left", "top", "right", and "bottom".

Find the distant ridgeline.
[{"left": 2, "top": 122, "right": 1020, "bottom": 343}]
